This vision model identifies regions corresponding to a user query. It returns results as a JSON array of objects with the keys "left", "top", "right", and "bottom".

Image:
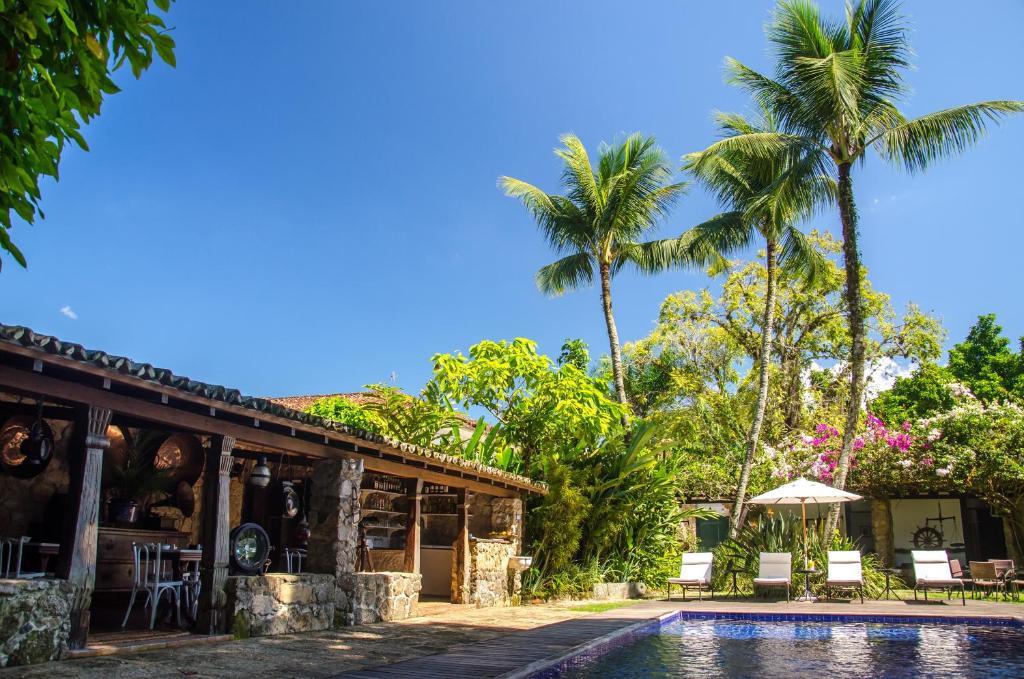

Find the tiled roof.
[{"left": 0, "top": 324, "right": 543, "bottom": 493}]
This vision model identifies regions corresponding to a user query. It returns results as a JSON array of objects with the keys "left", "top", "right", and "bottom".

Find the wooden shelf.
[
  {"left": 423, "top": 512, "right": 457, "bottom": 517},
  {"left": 423, "top": 493, "right": 457, "bottom": 498},
  {"left": 362, "top": 508, "right": 405, "bottom": 515},
  {"left": 360, "top": 488, "right": 406, "bottom": 497}
]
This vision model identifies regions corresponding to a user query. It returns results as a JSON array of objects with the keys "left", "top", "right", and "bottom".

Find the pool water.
[{"left": 552, "top": 617, "right": 1024, "bottom": 678}]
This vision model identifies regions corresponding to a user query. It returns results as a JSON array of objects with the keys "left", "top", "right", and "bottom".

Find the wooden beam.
[
  {"left": 451, "top": 488, "right": 472, "bottom": 604},
  {"left": 404, "top": 478, "right": 423, "bottom": 574},
  {"left": 196, "top": 434, "right": 235, "bottom": 634},
  {"left": 57, "top": 405, "right": 111, "bottom": 649},
  {"left": 0, "top": 363, "right": 521, "bottom": 497}
]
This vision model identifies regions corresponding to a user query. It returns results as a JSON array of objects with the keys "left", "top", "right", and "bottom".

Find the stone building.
[{"left": 0, "top": 325, "right": 543, "bottom": 667}]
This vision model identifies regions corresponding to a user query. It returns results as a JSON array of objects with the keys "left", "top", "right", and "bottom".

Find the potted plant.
[{"left": 106, "top": 433, "right": 171, "bottom": 525}]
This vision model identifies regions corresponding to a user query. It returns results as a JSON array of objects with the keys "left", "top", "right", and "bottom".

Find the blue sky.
[{"left": 3, "top": 0, "right": 1022, "bottom": 398}]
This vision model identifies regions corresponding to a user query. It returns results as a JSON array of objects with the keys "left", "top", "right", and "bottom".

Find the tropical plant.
[
  {"left": 457, "top": 419, "right": 523, "bottom": 474},
  {"left": 1, "top": 0, "right": 176, "bottom": 269},
  {"left": 706, "top": 0, "right": 1024, "bottom": 537},
  {"left": 500, "top": 133, "right": 690, "bottom": 412},
  {"left": 105, "top": 432, "right": 172, "bottom": 501},
  {"left": 428, "top": 338, "right": 626, "bottom": 475},
  {"left": 305, "top": 396, "right": 381, "bottom": 432},
  {"left": 683, "top": 107, "right": 831, "bottom": 536}
]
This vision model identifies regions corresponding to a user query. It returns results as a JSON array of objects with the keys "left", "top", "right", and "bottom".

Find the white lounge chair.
[
  {"left": 826, "top": 550, "right": 864, "bottom": 603},
  {"left": 753, "top": 552, "right": 791, "bottom": 602},
  {"left": 912, "top": 550, "right": 965, "bottom": 606},
  {"left": 667, "top": 552, "right": 714, "bottom": 601}
]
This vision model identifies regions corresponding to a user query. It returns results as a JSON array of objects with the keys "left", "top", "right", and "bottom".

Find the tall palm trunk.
[
  {"left": 730, "top": 238, "right": 777, "bottom": 537},
  {"left": 826, "top": 161, "right": 866, "bottom": 539},
  {"left": 598, "top": 262, "right": 630, "bottom": 420}
]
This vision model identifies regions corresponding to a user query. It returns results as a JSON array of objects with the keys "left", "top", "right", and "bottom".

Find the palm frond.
[
  {"left": 535, "top": 252, "right": 595, "bottom": 296},
  {"left": 873, "top": 101, "right": 1024, "bottom": 172},
  {"left": 779, "top": 225, "right": 831, "bottom": 288},
  {"left": 617, "top": 235, "right": 699, "bottom": 275},
  {"left": 678, "top": 211, "right": 752, "bottom": 268}
]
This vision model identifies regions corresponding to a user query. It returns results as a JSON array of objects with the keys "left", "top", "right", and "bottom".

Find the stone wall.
[
  {"left": 347, "top": 572, "right": 421, "bottom": 625},
  {"left": 0, "top": 579, "right": 76, "bottom": 667},
  {"left": 462, "top": 538, "right": 515, "bottom": 608},
  {"left": 591, "top": 582, "right": 647, "bottom": 600},
  {"left": 225, "top": 574, "right": 334, "bottom": 639}
]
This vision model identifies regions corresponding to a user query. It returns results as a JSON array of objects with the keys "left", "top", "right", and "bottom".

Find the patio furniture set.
[{"left": 667, "top": 549, "right": 1023, "bottom": 606}]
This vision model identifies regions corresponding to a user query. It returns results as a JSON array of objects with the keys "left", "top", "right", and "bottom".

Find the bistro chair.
[
  {"left": 968, "top": 561, "right": 1001, "bottom": 599},
  {"left": 0, "top": 536, "right": 43, "bottom": 579},
  {"left": 284, "top": 548, "right": 307, "bottom": 574},
  {"left": 912, "top": 550, "right": 965, "bottom": 605},
  {"left": 753, "top": 552, "right": 792, "bottom": 602},
  {"left": 666, "top": 552, "right": 714, "bottom": 601},
  {"left": 826, "top": 550, "right": 864, "bottom": 603},
  {"left": 121, "top": 543, "right": 183, "bottom": 630}
]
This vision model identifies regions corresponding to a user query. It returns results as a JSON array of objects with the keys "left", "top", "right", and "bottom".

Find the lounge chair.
[
  {"left": 667, "top": 552, "right": 714, "bottom": 601},
  {"left": 912, "top": 550, "right": 965, "bottom": 605},
  {"left": 990, "top": 559, "right": 1014, "bottom": 598},
  {"left": 753, "top": 552, "right": 791, "bottom": 602},
  {"left": 826, "top": 550, "right": 864, "bottom": 603}
]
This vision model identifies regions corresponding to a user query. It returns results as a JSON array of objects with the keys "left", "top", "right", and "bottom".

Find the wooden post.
[
  {"left": 197, "top": 434, "right": 235, "bottom": 634},
  {"left": 451, "top": 488, "right": 472, "bottom": 604},
  {"left": 58, "top": 405, "right": 111, "bottom": 649},
  {"left": 404, "top": 478, "right": 423, "bottom": 574}
]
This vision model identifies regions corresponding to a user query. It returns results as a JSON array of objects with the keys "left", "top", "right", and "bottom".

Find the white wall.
[{"left": 890, "top": 498, "right": 966, "bottom": 567}]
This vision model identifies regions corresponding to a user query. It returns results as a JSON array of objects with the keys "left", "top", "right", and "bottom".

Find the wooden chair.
[
  {"left": 826, "top": 550, "right": 864, "bottom": 603},
  {"left": 968, "top": 561, "right": 1001, "bottom": 599},
  {"left": 667, "top": 552, "right": 714, "bottom": 601},
  {"left": 121, "top": 543, "right": 183, "bottom": 630},
  {"left": 753, "top": 552, "right": 791, "bottom": 602},
  {"left": 989, "top": 559, "right": 1014, "bottom": 598},
  {"left": 912, "top": 550, "right": 965, "bottom": 605}
]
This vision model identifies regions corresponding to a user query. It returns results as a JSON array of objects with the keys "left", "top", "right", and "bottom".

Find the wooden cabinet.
[{"left": 95, "top": 526, "right": 190, "bottom": 592}]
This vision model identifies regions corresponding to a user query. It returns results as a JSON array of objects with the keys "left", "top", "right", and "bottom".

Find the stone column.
[
  {"left": 870, "top": 497, "right": 895, "bottom": 567},
  {"left": 404, "top": 478, "right": 422, "bottom": 574},
  {"left": 306, "top": 458, "right": 362, "bottom": 626},
  {"left": 451, "top": 488, "right": 472, "bottom": 604},
  {"left": 197, "top": 434, "right": 235, "bottom": 634},
  {"left": 58, "top": 405, "right": 111, "bottom": 649},
  {"left": 490, "top": 497, "right": 524, "bottom": 554}
]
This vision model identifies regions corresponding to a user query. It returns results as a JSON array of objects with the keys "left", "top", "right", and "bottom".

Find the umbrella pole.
[{"left": 802, "top": 500, "right": 808, "bottom": 570}]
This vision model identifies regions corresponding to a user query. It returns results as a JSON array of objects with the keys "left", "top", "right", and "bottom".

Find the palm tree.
[
  {"left": 501, "top": 133, "right": 689, "bottom": 412},
  {"left": 683, "top": 109, "right": 832, "bottom": 536},
  {"left": 696, "top": 0, "right": 1023, "bottom": 536}
]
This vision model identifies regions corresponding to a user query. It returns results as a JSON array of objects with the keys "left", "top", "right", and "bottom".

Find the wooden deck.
[
  {"left": 334, "top": 601, "right": 678, "bottom": 678},
  {"left": 333, "top": 597, "right": 1024, "bottom": 679}
]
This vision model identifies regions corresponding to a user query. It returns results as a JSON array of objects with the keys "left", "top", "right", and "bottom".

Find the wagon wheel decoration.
[{"left": 912, "top": 525, "right": 944, "bottom": 549}]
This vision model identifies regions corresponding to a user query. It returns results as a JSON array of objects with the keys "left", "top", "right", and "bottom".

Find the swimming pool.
[{"left": 533, "top": 613, "right": 1024, "bottom": 678}]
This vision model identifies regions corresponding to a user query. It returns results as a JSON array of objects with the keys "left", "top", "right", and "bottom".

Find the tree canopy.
[{"left": 1, "top": 0, "right": 176, "bottom": 269}]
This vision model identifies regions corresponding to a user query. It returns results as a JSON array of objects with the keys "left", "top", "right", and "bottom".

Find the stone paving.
[{"left": 2, "top": 596, "right": 1021, "bottom": 678}]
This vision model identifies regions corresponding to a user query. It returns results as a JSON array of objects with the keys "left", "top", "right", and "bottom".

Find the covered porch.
[{"left": 0, "top": 325, "right": 542, "bottom": 667}]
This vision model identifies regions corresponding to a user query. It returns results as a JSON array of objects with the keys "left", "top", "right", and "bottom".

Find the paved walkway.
[{"left": 3, "top": 597, "right": 1021, "bottom": 678}]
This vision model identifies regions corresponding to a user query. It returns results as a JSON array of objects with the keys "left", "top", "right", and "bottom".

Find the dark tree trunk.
[
  {"left": 599, "top": 262, "right": 630, "bottom": 422},
  {"left": 730, "top": 238, "right": 777, "bottom": 537},
  {"left": 826, "top": 162, "right": 866, "bottom": 538}
]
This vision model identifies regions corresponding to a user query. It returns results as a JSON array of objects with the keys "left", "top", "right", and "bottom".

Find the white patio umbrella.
[{"left": 747, "top": 478, "right": 861, "bottom": 570}]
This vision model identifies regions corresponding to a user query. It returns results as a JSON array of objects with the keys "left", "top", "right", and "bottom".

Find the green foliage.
[
  {"left": 524, "top": 460, "right": 590, "bottom": 596},
  {"left": 948, "top": 314, "right": 1024, "bottom": 403},
  {"left": 0, "top": 0, "right": 176, "bottom": 268},
  {"left": 871, "top": 362, "right": 957, "bottom": 425},
  {"left": 306, "top": 396, "right": 381, "bottom": 432},
  {"left": 557, "top": 338, "right": 590, "bottom": 372},
  {"left": 428, "top": 338, "right": 626, "bottom": 475},
  {"left": 457, "top": 418, "right": 523, "bottom": 474}
]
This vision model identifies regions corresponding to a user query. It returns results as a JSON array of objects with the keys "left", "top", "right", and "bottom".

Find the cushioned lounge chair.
[
  {"left": 826, "top": 550, "right": 864, "bottom": 603},
  {"left": 753, "top": 552, "right": 791, "bottom": 602},
  {"left": 667, "top": 552, "right": 714, "bottom": 601},
  {"left": 912, "top": 550, "right": 965, "bottom": 605}
]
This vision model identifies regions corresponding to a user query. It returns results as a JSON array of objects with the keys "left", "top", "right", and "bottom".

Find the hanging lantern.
[
  {"left": 249, "top": 455, "right": 272, "bottom": 487},
  {"left": 280, "top": 481, "right": 300, "bottom": 518}
]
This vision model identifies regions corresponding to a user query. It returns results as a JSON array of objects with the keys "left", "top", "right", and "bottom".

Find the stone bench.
[{"left": 226, "top": 573, "right": 335, "bottom": 638}]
